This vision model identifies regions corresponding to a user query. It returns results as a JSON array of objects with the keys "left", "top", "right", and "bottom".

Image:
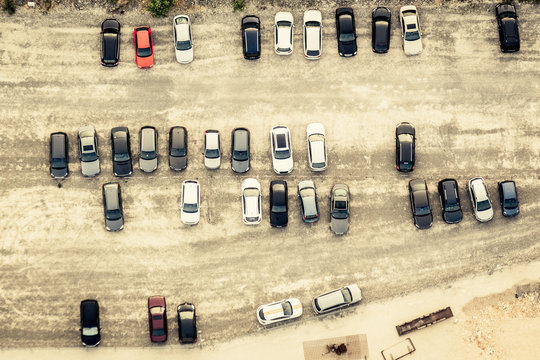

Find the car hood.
[
  {"left": 330, "top": 217, "right": 349, "bottom": 235},
  {"left": 443, "top": 210, "right": 462, "bottom": 224},
  {"left": 204, "top": 157, "right": 221, "bottom": 170},
  {"left": 105, "top": 217, "right": 124, "bottom": 231},
  {"left": 181, "top": 210, "right": 200, "bottom": 225},
  {"left": 81, "top": 159, "right": 100, "bottom": 177},
  {"left": 348, "top": 285, "right": 363, "bottom": 302},
  {"left": 136, "top": 54, "right": 154, "bottom": 69},
  {"left": 404, "top": 39, "right": 423, "bottom": 55},
  {"left": 139, "top": 158, "right": 157, "bottom": 173},
  {"left": 338, "top": 41, "right": 357, "bottom": 56},
  {"left": 272, "top": 157, "right": 293, "bottom": 174},
  {"left": 51, "top": 167, "right": 68, "bottom": 179},
  {"left": 176, "top": 48, "right": 193, "bottom": 64},
  {"left": 503, "top": 206, "right": 519, "bottom": 217},
  {"left": 270, "top": 212, "right": 288, "bottom": 227},
  {"left": 414, "top": 214, "right": 432, "bottom": 229},
  {"left": 81, "top": 334, "right": 100, "bottom": 347},
  {"left": 114, "top": 161, "right": 132, "bottom": 177},
  {"left": 169, "top": 155, "right": 187, "bottom": 171},
  {"left": 475, "top": 208, "right": 493, "bottom": 222},
  {"left": 232, "top": 159, "right": 249, "bottom": 173}
]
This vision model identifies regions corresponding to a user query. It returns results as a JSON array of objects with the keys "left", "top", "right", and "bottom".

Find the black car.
[
  {"left": 101, "top": 19, "right": 120, "bottom": 66},
  {"left": 335, "top": 8, "right": 357, "bottom": 57},
  {"left": 498, "top": 180, "right": 519, "bottom": 217},
  {"left": 396, "top": 122, "right": 415, "bottom": 172},
  {"left": 177, "top": 303, "right": 197, "bottom": 344},
  {"left": 438, "top": 179, "right": 463, "bottom": 224},
  {"left": 111, "top": 127, "right": 133, "bottom": 177},
  {"left": 270, "top": 180, "right": 288, "bottom": 227},
  {"left": 102, "top": 182, "right": 124, "bottom": 231},
  {"left": 169, "top": 126, "right": 188, "bottom": 171},
  {"left": 409, "top": 179, "right": 432, "bottom": 229},
  {"left": 241, "top": 15, "right": 261, "bottom": 60},
  {"left": 231, "top": 128, "right": 250, "bottom": 173},
  {"left": 49, "top": 132, "right": 69, "bottom": 179},
  {"left": 495, "top": 3, "right": 520, "bottom": 52},
  {"left": 80, "top": 299, "right": 101, "bottom": 347},
  {"left": 372, "top": 7, "right": 391, "bottom": 53}
]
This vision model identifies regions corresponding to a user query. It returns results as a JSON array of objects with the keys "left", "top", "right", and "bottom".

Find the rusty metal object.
[{"left": 396, "top": 307, "right": 453, "bottom": 336}]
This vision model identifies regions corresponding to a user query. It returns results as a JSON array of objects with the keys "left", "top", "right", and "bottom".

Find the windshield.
[
  {"left": 504, "top": 198, "right": 518, "bottom": 208},
  {"left": 415, "top": 205, "right": 431, "bottom": 216},
  {"left": 205, "top": 149, "right": 220, "bottom": 159},
  {"left": 477, "top": 200, "right": 491, "bottom": 211},
  {"left": 137, "top": 47, "right": 152, "bottom": 57},
  {"left": 272, "top": 204, "right": 286, "bottom": 213},
  {"left": 140, "top": 150, "right": 156, "bottom": 160},
  {"left": 274, "top": 149, "right": 290, "bottom": 160},
  {"left": 183, "top": 203, "right": 198, "bottom": 213},
  {"left": 445, "top": 203, "right": 461, "bottom": 212},
  {"left": 339, "top": 32, "right": 355, "bottom": 43},
  {"left": 305, "top": 21, "right": 320, "bottom": 27},
  {"left": 82, "top": 327, "right": 99, "bottom": 336},
  {"left": 114, "top": 152, "right": 130, "bottom": 162},
  {"left": 176, "top": 40, "right": 192, "bottom": 51},
  {"left": 81, "top": 151, "right": 97, "bottom": 162},
  {"left": 51, "top": 158, "right": 66, "bottom": 169},
  {"left": 106, "top": 208, "right": 121, "bottom": 220},
  {"left": 152, "top": 329, "right": 165, "bottom": 336},
  {"left": 233, "top": 150, "right": 249, "bottom": 161},
  {"left": 171, "top": 147, "right": 186, "bottom": 157},
  {"left": 405, "top": 31, "right": 420, "bottom": 41}
]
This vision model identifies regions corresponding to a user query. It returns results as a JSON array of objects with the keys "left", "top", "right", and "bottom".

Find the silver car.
[
  {"left": 306, "top": 123, "right": 327, "bottom": 171},
  {"left": 270, "top": 126, "right": 293, "bottom": 174},
  {"left": 303, "top": 10, "right": 322, "bottom": 59},
  {"left": 102, "top": 182, "right": 124, "bottom": 231},
  {"left": 298, "top": 180, "right": 319, "bottom": 223},
  {"left": 241, "top": 178, "right": 262, "bottom": 225},
  {"left": 139, "top": 126, "right": 158, "bottom": 173},
  {"left": 78, "top": 126, "right": 100, "bottom": 177},
  {"left": 204, "top": 130, "right": 221, "bottom": 170},
  {"left": 467, "top": 177, "right": 494, "bottom": 222},
  {"left": 330, "top": 184, "right": 350, "bottom": 235},
  {"left": 274, "top": 12, "right": 294, "bottom": 55},
  {"left": 181, "top": 180, "right": 200, "bottom": 225},
  {"left": 312, "top": 284, "right": 362, "bottom": 314}
]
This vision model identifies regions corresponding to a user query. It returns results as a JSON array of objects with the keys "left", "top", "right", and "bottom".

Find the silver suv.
[
  {"left": 102, "top": 182, "right": 124, "bottom": 231},
  {"left": 78, "top": 126, "right": 100, "bottom": 177},
  {"left": 312, "top": 284, "right": 362, "bottom": 314},
  {"left": 139, "top": 126, "right": 158, "bottom": 173},
  {"left": 204, "top": 130, "right": 221, "bottom": 170},
  {"left": 467, "top": 177, "right": 493, "bottom": 222}
]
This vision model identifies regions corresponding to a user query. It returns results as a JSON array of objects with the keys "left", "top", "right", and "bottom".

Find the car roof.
[
  {"left": 81, "top": 300, "right": 99, "bottom": 322},
  {"left": 316, "top": 289, "right": 345, "bottom": 310},
  {"left": 137, "top": 29, "right": 150, "bottom": 48},
  {"left": 413, "top": 189, "right": 429, "bottom": 208},
  {"left": 233, "top": 129, "right": 249, "bottom": 150},
  {"left": 104, "top": 183, "right": 120, "bottom": 209},
  {"left": 183, "top": 181, "right": 199, "bottom": 203},
  {"left": 500, "top": 181, "right": 516, "bottom": 197},
  {"left": 171, "top": 127, "right": 186, "bottom": 147},
  {"left": 140, "top": 127, "right": 156, "bottom": 151},
  {"left": 51, "top": 133, "right": 66, "bottom": 157},
  {"left": 271, "top": 181, "right": 287, "bottom": 203},
  {"left": 175, "top": 23, "right": 191, "bottom": 41},
  {"left": 471, "top": 179, "right": 488, "bottom": 199},
  {"left": 205, "top": 131, "right": 219, "bottom": 149},
  {"left": 338, "top": 13, "right": 354, "bottom": 33}
]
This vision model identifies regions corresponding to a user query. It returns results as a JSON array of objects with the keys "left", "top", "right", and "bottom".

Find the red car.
[
  {"left": 148, "top": 295, "right": 167, "bottom": 342},
  {"left": 134, "top": 26, "right": 154, "bottom": 69}
]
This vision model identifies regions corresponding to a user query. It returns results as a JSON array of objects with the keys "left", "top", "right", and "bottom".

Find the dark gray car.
[
  {"left": 50, "top": 132, "right": 69, "bottom": 179},
  {"left": 231, "top": 128, "right": 250, "bottom": 173},
  {"left": 169, "top": 126, "right": 187, "bottom": 171},
  {"left": 111, "top": 127, "right": 132, "bottom": 177},
  {"left": 102, "top": 182, "right": 124, "bottom": 231},
  {"left": 409, "top": 179, "right": 433, "bottom": 229},
  {"left": 139, "top": 126, "right": 158, "bottom": 173},
  {"left": 498, "top": 180, "right": 519, "bottom": 217},
  {"left": 298, "top": 180, "right": 319, "bottom": 222},
  {"left": 330, "top": 184, "right": 350, "bottom": 235}
]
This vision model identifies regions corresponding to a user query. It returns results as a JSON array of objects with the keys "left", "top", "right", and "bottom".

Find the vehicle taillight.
[{"left": 303, "top": 216, "right": 307, "bottom": 220}]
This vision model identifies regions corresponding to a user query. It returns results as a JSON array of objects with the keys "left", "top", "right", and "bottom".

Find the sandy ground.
[{"left": 0, "top": 0, "right": 539, "bottom": 357}]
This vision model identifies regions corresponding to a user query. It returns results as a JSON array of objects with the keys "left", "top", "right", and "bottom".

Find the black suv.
[
  {"left": 101, "top": 19, "right": 121, "bottom": 66},
  {"left": 495, "top": 3, "right": 520, "bottom": 52},
  {"left": 231, "top": 128, "right": 250, "bottom": 173},
  {"left": 169, "top": 126, "right": 188, "bottom": 171},
  {"left": 49, "top": 132, "right": 69, "bottom": 179},
  {"left": 438, "top": 179, "right": 463, "bottom": 224},
  {"left": 498, "top": 180, "right": 519, "bottom": 217},
  {"left": 396, "top": 122, "right": 415, "bottom": 172},
  {"left": 409, "top": 179, "right": 432, "bottom": 229},
  {"left": 270, "top": 180, "right": 288, "bottom": 227},
  {"left": 177, "top": 303, "right": 197, "bottom": 344},
  {"left": 111, "top": 127, "right": 133, "bottom": 177},
  {"left": 336, "top": 8, "right": 357, "bottom": 57},
  {"left": 241, "top": 15, "right": 261, "bottom": 59},
  {"left": 80, "top": 299, "right": 101, "bottom": 347}
]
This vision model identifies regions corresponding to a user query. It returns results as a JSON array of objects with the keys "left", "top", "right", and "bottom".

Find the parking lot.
[{"left": 0, "top": 1, "right": 539, "bottom": 349}]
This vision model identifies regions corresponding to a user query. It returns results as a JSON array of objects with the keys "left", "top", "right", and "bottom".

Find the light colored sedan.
[
  {"left": 181, "top": 180, "right": 200, "bottom": 225},
  {"left": 256, "top": 298, "right": 302, "bottom": 325},
  {"left": 303, "top": 10, "right": 322, "bottom": 59},
  {"left": 306, "top": 123, "right": 327, "bottom": 171},
  {"left": 298, "top": 180, "right": 319, "bottom": 223},
  {"left": 270, "top": 126, "right": 293, "bottom": 174},
  {"left": 274, "top": 12, "right": 294, "bottom": 55},
  {"left": 173, "top": 15, "right": 193, "bottom": 64},
  {"left": 467, "top": 177, "right": 494, "bottom": 222},
  {"left": 242, "top": 178, "right": 262, "bottom": 225},
  {"left": 399, "top": 6, "right": 423, "bottom": 55},
  {"left": 330, "top": 184, "right": 350, "bottom": 235},
  {"left": 78, "top": 125, "right": 100, "bottom": 177}
]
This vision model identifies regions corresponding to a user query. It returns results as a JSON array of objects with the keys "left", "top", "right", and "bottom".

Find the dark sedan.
[
  {"left": 270, "top": 180, "right": 288, "bottom": 227},
  {"left": 438, "top": 179, "right": 463, "bottom": 224},
  {"left": 495, "top": 3, "right": 520, "bottom": 52},
  {"left": 396, "top": 122, "right": 415, "bottom": 172},
  {"left": 372, "top": 7, "right": 391, "bottom": 53},
  {"left": 231, "top": 128, "right": 250, "bottom": 173},
  {"left": 101, "top": 19, "right": 120, "bottom": 66},
  {"left": 498, "top": 180, "right": 519, "bottom": 217},
  {"left": 80, "top": 299, "right": 100, "bottom": 347},
  {"left": 111, "top": 127, "right": 133, "bottom": 177},
  {"left": 49, "top": 132, "right": 69, "bottom": 179},
  {"left": 177, "top": 303, "right": 197, "bottom": 344},
  {"left": 169, "top": 126, "right": 188, "bottom": 171},
  {"left": 148, "top": 295, "right": 167, "bottom": 342},
  {"left": 335, "top": 8, "right": 357, "bottom": 57},
  {"left": 409, "top": 179, "right": 432, "bottom": 229},
  {"left": 242, "top": 15, "right": 261, "bottom": 60}
]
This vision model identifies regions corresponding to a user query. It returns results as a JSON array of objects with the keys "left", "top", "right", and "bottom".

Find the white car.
[
  {"left": 303, "top": 10, "right": 322, "bottom": 59},
  {"left": 181, "top": 180, "right": 200, "bottom": 225},
  {"left": 467, "top": 177, "right": 494, "bottom": 222},
  {"left": 306, "top": 123, "right": 327, "bottom": 171},
  {"left": 204, "top": 130, "right": 221, "bottom": 170},
  {"left": 270, "top": 126, "right": 293, "bottom": 174},
  {"left": 256, "top": 298, "right": 302, "bottom": 325},
  {"left": 241, "top": 178, "right": 262, "bottom": 225},
  {"left": 78, "top": 125, "right": 100, "bottom": 177},
  {"left": 274, "top": 12, "right": 294, "bottom": 55},
  {"left": 399, "top": 6, "right": 423, "bottom": 55},
  {"left": 173, "top": 15, "right": 193, "bottom": 64},
  {"left": 312, "top": 284, "right": 362, "bottom": 314}
]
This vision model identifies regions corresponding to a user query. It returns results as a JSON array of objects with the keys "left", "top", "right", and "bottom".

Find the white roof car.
[
  {"left": 274, "top": 12, "right": 294, "bottom": 55},
  {"left": 181, "top": 180, "right": 200, "bottom": 225},
  {"left": 467, "top": 177, "right": 494, "bottom": 222},
  {"left": 242, "top": 178, "right": 262, "bottom": 225},
  {"left": 312, "top": 284, "right": 362, "bottom": 314},
  {"left": 78, "top": 125, "right": 100, "bottom": 177},
  {"left": 303, "top": 10, "right": 322, "bottom": 59},
  {"left": 256, "top": 298, "right": 302, "bottom": 325},
  {"left": 306, "top": 123, "right": 327, "bottom": 171},
  {"left": 270, "top": 126, "right": 293, "bottom": 174},
  {"left": 173, "top": 15, "right": 193, "bottom": 64},
  {"left": 400, "top": 6, "right": 423, "bottom": 56},
  {"left": 204, "top": 130, "right": 221, "bottom": 170}
]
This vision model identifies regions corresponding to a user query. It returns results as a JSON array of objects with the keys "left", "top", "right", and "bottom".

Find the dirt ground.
[{"left": 0, "top": 0, "right": 539, "bottom": 356}]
